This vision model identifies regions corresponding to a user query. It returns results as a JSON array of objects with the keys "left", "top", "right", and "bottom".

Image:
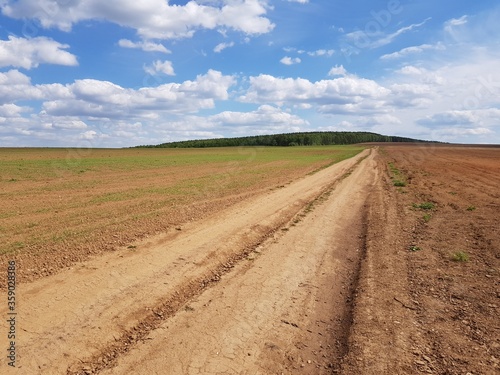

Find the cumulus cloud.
[
  {"left": 0, "top": 69, "right": 72, "bottom": 104},
  {"left": 328, "top": 65, "right": 347, "bottom": 77},
  {"left": 396, "top": 66, "right": 425, "bottom": 75},
  {"left": 118, "top": 39, "right": 171, "bottom": 53},
  {"left": 0, "top": 103, "right": 27, "bottom": 117},
  {"left": 0, "top": 36, "right": 78, "bottom": 69},
  {"left": 1, "top": 0, "right": 274, "bottom": 39},
  {"left": 417, "top": 110, "right": 478, "bottom": 126},
  {"left": 40, "top": 117, "right": 88, "bottom": 130},
  {"left": 1, "top": 68, "right": 234, "bottom": 119},
  {"left": 241, "top": 74, "right": 390, "bottom": 114},
  {"left": 394, "top": 66, "right": 445, "bottom": 85},
  {"left": 144, "top": 60, "right": 175, "bottom": 76},
  {"left": 211, "top": 105, "right": 309, "bottom": 127},
  {"left": 280, "top": 56, "right": 301, "bottom": 65},
  {"left": 214, "top": 41, "right": 235, "bottom": 53},
  {"left": 43, "top": 70, "right": 235, "bottom": 118},
  {"left": 388, "top": 83, "right": 434, "bottom": 108}
]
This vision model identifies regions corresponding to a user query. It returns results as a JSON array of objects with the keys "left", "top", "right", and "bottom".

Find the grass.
[
  {"left": 451, "top": 251, "right": 469, "bottom": 262},
  {"left": 0, "top": 146, "right": 365, "bottom": 181},
  {"left": 409, "top": 246, "right": 421, "bottom": 252},
  {"left": 466, "top": 206, "right": 476, "bottom": 211},
  {"left": 387, "top": 162, "right": 407, "bottom": 188},
  {"left": 413, "top": 202, "right": 435, "bottom": 210},
  {"left": 423, "top": 214, "right": 432, "bottom": 222},
  {"left": 0, "top": 145, "right": 365, "bottom": 256}
]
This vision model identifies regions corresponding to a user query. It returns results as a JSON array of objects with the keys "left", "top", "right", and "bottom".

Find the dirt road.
[
  {"left": 1, "top": 149, "right": 376, "bottom": 374},
  {"left": 2, "top": 145, "right": 498, "bottom": 375}
]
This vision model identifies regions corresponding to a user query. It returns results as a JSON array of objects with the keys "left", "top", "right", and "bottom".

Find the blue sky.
[{"left": 0, "top": 0, "right": 499, "bottom": 147}]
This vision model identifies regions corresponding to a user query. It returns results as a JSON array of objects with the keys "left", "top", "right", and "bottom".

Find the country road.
[
  {"left": 3, "top": 145, "right": 499, "bottom": 375},
  {"left": 1, "top": 148, "right": 377, "bottom": 374}
]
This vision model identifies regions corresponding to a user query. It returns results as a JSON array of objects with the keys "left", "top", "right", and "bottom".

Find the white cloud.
[
  {"left": 396, "top": 66, "right": 425, "bottom": 75},
  {"left": 345, "top": 18, "right": 431, "bottom": 50},
  {"left": 42, "top": 70, "right": 235, "bottom": 118},
  {"left": 417, "top": 110, "right": 478, "bottom": 126},
  {"left": 241, "top": 74, "right": 390, "bottom": 114},
  {"left": 388, "top": 83, "right": 434, "bottom": 108},
  {"left": 211, "top": 105, "right": 308, "bottom": 127},
  {"left": 0, "top": 68, "right": 234, "bottom": 120},
  {"left": 118, "top": 39, "right": 171, "bottom": 53},
  {"left": 144, "top": 60, "right": 175, "bottom": 76},
  {"left": 1, "top": 0, "right": 275, "bottom": 39},
  {"left": 307, "top": 49, "right": 334, "bottom": 57},
  {"left": 41, "top": 117, "right": 88, "bottom": 130},
  {"left": 286, "top": 0, "right": 309, "bottom": 3},
  {"left": 444, "top": 15, "right": 468, "bottom": 35},
  {"left": 214, "top": 41, "right": 235, "bottom": 53},
  {"left": 78, "top": 130, "right": 97, "bottom": 140},
  {"left": 280, "top": 56, "right": 301, "bottom": 65},
  {"left": 394, "top": 66, "right": 445, "bottom": 85},
  {"left": 381, "top": 43, "right": 445, "bottom": 60},
  {"left": 0, "top": 36, "right": 78, "bottom": 69},
  {"left": 0, "top": 69, "right": 72, "bottom": 104},
  {"left": 285, "top": 48, "right": 333, "bottom": 57},
  {"left": 0, "top": 103, "right": 27, "bottom": 117},
  {"left": 328, "top": 65, "right": 347, "bottom": 77}
]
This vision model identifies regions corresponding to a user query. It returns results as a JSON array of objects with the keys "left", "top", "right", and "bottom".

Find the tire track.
[
  {"left": 98, "top": 150, "right": 378, "bottom": 374},
  {"left": 0, "top": 150, "right": 371, "bottom": 374}
]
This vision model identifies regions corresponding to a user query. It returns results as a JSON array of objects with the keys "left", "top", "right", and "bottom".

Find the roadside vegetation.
[{"left": 387, "top": 161, "right": 408, "bottom": 188}]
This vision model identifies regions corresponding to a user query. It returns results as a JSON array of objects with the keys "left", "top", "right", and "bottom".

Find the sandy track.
[
  {"left": 101, "top": 150, "right": 377, "bottom": 375},
  {"left": 1, "top": 149, "right": 374, "bottom": 374}
]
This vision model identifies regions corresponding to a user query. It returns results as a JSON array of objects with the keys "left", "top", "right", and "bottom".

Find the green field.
[{"left": 0, "top": 146, "right": 364, "bottom": 258}]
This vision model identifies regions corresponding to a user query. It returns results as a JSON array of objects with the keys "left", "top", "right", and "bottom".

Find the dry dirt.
[{"left": 1, "top": 145, "right": 499, "bottom": 375}]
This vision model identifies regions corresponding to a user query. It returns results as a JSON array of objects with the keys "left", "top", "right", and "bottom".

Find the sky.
[{"left": 0, "top": 0, "right": 499, "bottom": 147}]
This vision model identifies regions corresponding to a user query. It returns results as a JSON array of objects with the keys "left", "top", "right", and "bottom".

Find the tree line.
[{"left": 136, "top": 131, "right": 429, "bottom": 148}]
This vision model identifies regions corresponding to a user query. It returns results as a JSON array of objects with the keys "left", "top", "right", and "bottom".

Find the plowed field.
[{"left": 0, "top": 144, "right": 498, "bottom": 374}]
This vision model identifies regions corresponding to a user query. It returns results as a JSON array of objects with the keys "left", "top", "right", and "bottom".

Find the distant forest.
[{"left": 137, "top": 131, "right": 429, "bottom": 148}]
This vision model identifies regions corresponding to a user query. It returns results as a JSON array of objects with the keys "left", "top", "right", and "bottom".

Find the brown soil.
[
  {"left": 1, "top": 145, "right": 498, "bottom": 374},
  {"left": 342, "top": 144, "right": 499, "bottom": 375},
  {"left": 0, "top": 147, "right": 348, "bottom": 284}
]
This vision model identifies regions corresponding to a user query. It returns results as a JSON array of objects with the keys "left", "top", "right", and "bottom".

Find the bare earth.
[{"left": 1, "top": 145, "right": 499, "bottom": 374}]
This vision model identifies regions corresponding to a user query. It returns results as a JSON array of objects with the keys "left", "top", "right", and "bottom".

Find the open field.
[
  {"left": 0, "top": 144, "right": 499, "bottom": 374},
  {"left": 0, "top": 145, "right": 363, "bottom": 282},
  {"left": 342, "top": 145, "right": 499, "bottom": 375}
]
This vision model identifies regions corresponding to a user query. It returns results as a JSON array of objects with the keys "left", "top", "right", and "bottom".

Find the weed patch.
[
  {"left": 413, "top": 202, "right": 435, "bottom": 210},
  {"left": 451, "top": 251, "right": 469, "bottom": 262},
  {"left": 387, "top": 161, "right": 407, "bottom": 188}
]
